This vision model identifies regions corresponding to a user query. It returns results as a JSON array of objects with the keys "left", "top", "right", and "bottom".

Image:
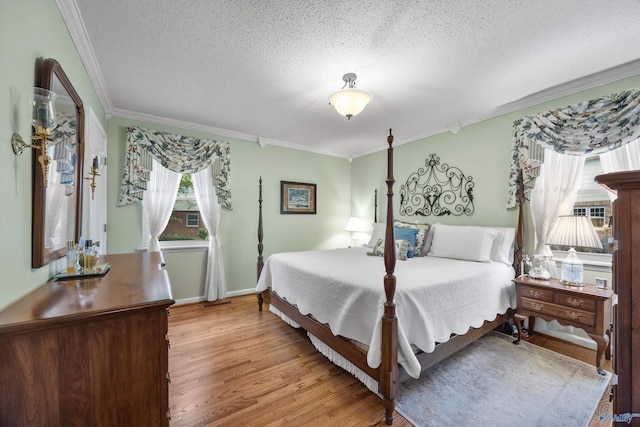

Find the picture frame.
[{"left": 280, "top": 181, "right": 316, "bottom": 214}]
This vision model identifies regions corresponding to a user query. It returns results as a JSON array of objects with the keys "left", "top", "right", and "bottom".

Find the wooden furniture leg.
[
  {"left": 513, "top": 313, "right": 526, "bottom": 345},
  {"left": 588, "top": 332, "right": 610, "bottom": 376}
]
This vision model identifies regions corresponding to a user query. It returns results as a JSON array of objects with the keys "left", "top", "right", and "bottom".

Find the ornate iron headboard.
[{"left": 399, "top": 153, "right": 475, "bottom": 216}]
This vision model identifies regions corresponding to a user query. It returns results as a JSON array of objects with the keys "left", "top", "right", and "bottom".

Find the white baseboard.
[
  {"left": 173, "top": 296, "right": 206, "bottom": 306},
  {"left": 173, "top": 288, "right": 256, "bottom": 306}
]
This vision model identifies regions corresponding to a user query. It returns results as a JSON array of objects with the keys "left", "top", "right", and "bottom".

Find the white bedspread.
[{"left": 256, "top": 247, "right": 516, "bottom": 378}]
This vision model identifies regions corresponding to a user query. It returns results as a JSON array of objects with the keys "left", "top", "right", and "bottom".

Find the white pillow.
[
  {"left": 487, "top": 227, "right": 516, "bottom": 266},
  {"left": 366, "top": 223, "right": 386, "bottom": 248},
  {"left": 427, "top": 224, "right": 498, "bottom": 262}
]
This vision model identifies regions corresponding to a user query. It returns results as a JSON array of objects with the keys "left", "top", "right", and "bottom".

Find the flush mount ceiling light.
[{"left": 328, "top": 73, "right": 372, "bottom": 120}]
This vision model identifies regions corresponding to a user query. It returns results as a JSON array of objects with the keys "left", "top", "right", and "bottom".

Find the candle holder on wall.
[
  {"left": 85, "top": 156, "right": 101, "bottom": 200},
  {"left": 11, "top": 88, "right": 58, "bottom": 187}
]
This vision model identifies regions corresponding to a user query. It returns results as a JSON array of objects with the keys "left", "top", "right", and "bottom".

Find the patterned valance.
[
  {"left": 117, "top": 127, "right": 232, "bottom": 209},
  {"left": 507, "top": 89, "right": 640, "bottom": 209}
]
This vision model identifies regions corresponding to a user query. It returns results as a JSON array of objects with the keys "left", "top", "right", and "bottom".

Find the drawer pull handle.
[
  {"left": 529, "top": 290, "right": 543, "bottom": 299},
  {"left": 166, "top": 372, "right": 171, "bottom": 384},
  {"left": 530, "top": 302, "right": 544, "bottom": 311},
  {"left": 567, "top": 298, "right": 584, "bottom": 307},
  {"left": 565, "top": 310, "right": 581, "bottom": 320}
]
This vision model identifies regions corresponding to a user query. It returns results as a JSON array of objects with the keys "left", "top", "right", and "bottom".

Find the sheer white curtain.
[
  {"left": 599, "top": 138, "right": 640, "bottom": 173},
  {"left": 192, "top": 167, "right": 227, "bottom": 301},
  {"left": 598, "top": 139, "right": 640, "bottom": 202},
  {"left": 142, "top": 159, "right": 181, "bottom": 252},
  {"left": 44, "top": 168, "right": 67, "bottom": 250},
  {"left": 530, "top": 149, "right": 585, "bottom": 278}
]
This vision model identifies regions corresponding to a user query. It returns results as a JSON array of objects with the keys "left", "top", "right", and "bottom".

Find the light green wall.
[
  {"left": 106, "top": 117, "right": 352, "bottom": 297},
  {"left": 352, "top": 75, "right": 640, "bottom": 235},
  {"left": 0, "top": 0, "right": 105, "bottom": 310}
]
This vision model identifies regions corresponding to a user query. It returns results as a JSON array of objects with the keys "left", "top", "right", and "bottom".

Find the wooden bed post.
[
  {"left": 381, "top": 129, "right": 398, "bottom": 425},
  {"left": 257, "top": 177, "right": 265, "bottom": 311},
  {"left": 374, "top": 188, "right": 378, "bottom": 223}
]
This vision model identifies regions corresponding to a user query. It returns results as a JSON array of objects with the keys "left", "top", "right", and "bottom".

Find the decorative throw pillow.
[
  {"left": 394, "top": 220, "right": 431, "bottom": 256},
  {"left": 395, "top": 239, "right": 410, "bottom": 261},
  {"left": 367, "top": 238, "right": 385, "bottom": 256},
  {"left": 394, "top": 226, "right": 420, "bottom": 258},
  {"left": 366, "top": 238, "right": 410, "bottom": 261}
]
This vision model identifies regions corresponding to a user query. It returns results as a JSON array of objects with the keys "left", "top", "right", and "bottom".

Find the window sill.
[
  {"left": 550, "top": 249, "right": 612, "bottom": 272},
  {"left": 137, "top": 240, "right": 209, "bottom": 252}
]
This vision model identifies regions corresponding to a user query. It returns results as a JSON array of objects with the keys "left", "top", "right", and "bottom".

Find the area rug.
[{"left": 395, "top": 331, "right": 611, "bottom": 427}]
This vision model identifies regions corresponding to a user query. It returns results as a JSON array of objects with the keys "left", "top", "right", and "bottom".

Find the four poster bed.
[{"left": 256, "top": 130, "right": 523, "bottom": 425}]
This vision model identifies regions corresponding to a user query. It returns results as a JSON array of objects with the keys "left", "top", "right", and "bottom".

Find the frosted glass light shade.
[{"left": 329, "top": 89, "right": 372, "bottom": 119}]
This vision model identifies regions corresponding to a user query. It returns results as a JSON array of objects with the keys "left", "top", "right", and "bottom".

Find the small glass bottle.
[
  {"left": 92, "top": 241, "right": 101, "bottom": 270},
  {"left": 83, "top": 239, "right": 93, "bottom": 272},
  {"left": 66, "top": 240, "right": 75, "bottom": 274},
  {"left": 75, "top": 243, "right": 84, "bottom": 272}
]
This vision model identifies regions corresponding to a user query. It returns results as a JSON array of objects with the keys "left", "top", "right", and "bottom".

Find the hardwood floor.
[{"left": 168, "top": 294, "right": 612, "bottom": 426}]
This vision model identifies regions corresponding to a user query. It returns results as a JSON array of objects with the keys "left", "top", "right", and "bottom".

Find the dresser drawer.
[
  {"left": 520, "top": 285, "right": 554, "bottom": 302},
  {"left": 521, "top": 297, "right": 596, "bottom": 327},
  {"left": 556, "top": 293, "right": 596, "bottom": 311}
]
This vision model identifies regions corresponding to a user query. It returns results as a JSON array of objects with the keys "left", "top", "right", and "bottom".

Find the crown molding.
[
  {"left": 56, "top": 0, "right": 113, "bottom": 114},
  {"left": 462, "top": 59, "right": 640, "bottom": 132},
  {"left": 350, "top": 60, "right": 640, "bottom": 159},
  {"left": 111, "top": 107, "right": 349, "bottom": 158}
]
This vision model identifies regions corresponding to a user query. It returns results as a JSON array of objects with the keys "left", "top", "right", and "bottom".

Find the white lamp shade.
[
  {"left": 547, "top": 215, "right": 603, "bottom": 249},
  {"left": 329, "top": 89, "right": 372, "bottom": 119},
  {"left": 345, "top": 216, "right": 370, "bottom": 232}
]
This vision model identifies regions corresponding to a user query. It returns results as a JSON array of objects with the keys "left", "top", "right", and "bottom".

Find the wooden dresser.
[
  {"left": 596, "top": 170, "right": 640, "bottom": 424},
  {"left": 0, "top": 252, "right": 174, "bottom": 426}
]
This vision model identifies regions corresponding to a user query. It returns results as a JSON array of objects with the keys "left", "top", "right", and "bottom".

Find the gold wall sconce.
[
  {"left": 12, "top": 87, "right": 58, "bottom": 187},
  {"left": 85, "top": 155, "right": 102, "bottom": 200}
]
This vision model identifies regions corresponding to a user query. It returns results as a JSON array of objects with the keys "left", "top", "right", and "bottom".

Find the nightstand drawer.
[
  {"left": 521, "top": 297, "right": 595, "bottom": 327},
  {"left": 520, "top": 285, "right": 554, "bottom": 302},
  {"left": 556, "top": 294, "right": 596, "bottom": 311}
]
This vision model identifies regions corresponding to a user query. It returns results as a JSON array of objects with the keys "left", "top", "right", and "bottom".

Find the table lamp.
[
  {"left": 345, "top": 217, "right": 370, "bottom": 247},
  {"left": 546, "top": 215, "right": 603, "bottom": 286}
]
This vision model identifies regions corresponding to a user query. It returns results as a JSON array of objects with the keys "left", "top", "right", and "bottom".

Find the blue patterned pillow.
[
  {"left": 394, "top": 226, "right": 419, "bottom": 258},
  {"left": 394, "top": 220, "right": 431, "bottom": 256}
]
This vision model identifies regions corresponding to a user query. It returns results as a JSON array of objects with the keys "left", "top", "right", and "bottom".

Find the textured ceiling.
[{"left": 65, "top": 0, "right": 640, "bottom": 157}]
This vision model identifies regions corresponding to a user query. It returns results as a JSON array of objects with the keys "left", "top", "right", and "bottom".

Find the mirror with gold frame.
[{"left": 32, "top": 58, "right": 84, "bottom": 268}]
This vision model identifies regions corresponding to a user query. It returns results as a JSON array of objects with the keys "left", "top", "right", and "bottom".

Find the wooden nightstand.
[{"left": 513, "top": 276, "right": 614, "bottom": 375}]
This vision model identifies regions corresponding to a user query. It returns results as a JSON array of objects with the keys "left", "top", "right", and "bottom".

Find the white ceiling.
[{"left": 61, "top": 0, "right": 640, "bottom": 158}]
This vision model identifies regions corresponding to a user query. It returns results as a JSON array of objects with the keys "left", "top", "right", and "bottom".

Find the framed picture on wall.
[{"left": 280, "top": 181, "right": 316, "bottom": 214}]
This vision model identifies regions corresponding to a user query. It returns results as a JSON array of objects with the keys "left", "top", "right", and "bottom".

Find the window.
[
  {"left": 158, "top": 174, "right": 209, "bottom": 241},
  {"left": 550, "top": 156, "right": 613, "bottom": 257},
  {"left": 186, "top": 213, "right": 200, "bottom": 227},
  {"left": 573, "top": 206, "right": 605, "bottom": 228}
]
